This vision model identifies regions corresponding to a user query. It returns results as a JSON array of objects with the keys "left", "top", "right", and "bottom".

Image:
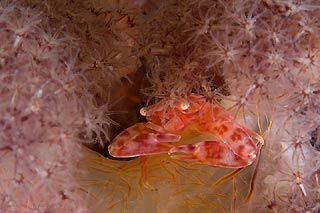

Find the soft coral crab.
[{"left": 108, "top": 93, "right": 258, "bottom": 168}]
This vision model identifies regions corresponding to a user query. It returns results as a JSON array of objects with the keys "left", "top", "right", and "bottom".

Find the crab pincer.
[
  {"left": 108, "top": 122, "right": 181, "bottom": 158},
  {"left": 166, "top": 103, "right": 258, "bottom": 168},
  {"left": 168, "top": 140, "right": 256, "bottom": 168}
]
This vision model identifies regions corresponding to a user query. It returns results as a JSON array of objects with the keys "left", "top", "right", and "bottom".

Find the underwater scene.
[{"left": 0, "top": 0, "right": 319, "bottom": 212}]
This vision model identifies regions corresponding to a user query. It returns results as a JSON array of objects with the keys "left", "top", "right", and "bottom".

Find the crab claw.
[
  {"left": 168, "top": 141, "right": 256, "bottom": 168},
  {"left": 108, "top": 123, "right": 181, "bottom": 158}
]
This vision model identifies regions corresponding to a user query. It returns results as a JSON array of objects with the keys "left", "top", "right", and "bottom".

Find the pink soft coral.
[
  {"left": 1, "top": 0, "right": 320, "bottom": 212},
  {"left": 0, "top": 2, "right": 107, "bottom": 211}
]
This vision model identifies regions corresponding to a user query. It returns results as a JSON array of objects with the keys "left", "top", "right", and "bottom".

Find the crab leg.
[
  {"left": 168, "top": 141, "right": 256, "bottom": 168},
  {"left": 108, "top": 122, "right": 181, "bottom": 158},
  {"left": 196, "top": 103, "right": 257, "bottom": 160},
  {"left": 208, "top": 120, "right": 257, "bottom": 159}
]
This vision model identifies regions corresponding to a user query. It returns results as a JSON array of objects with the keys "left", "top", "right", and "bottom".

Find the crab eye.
[
  {"left": 179, "top": 100, "right": 190, "bottom": 110},
  {"left": 140, "top": 107, "right": 147, "bottom": 116}
]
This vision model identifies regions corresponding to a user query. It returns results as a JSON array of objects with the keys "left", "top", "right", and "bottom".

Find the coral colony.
[{"left": 0, "top": 0, "right": 319, "bottom": 212}]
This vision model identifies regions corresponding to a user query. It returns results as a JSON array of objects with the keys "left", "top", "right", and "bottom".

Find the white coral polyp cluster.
[{"left": 0, "top": 3, "right": 90, "bottom": 212}]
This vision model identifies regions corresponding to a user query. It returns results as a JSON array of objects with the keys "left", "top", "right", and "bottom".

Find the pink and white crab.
[{"left": 108, "top": 93, "right": 260, "bottom": 168}]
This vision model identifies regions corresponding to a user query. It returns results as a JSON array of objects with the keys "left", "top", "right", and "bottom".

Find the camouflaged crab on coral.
[{"left": 1, "top": 0, "right": 319, "bottom": 212}]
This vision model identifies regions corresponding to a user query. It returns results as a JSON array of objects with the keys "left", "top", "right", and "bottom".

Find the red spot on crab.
[
  {"left": 231, "top": 131, "right": 243, "bottom": 142},
  {"left": 213, "top": 124, "right": 229, "bottom": 135}
]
